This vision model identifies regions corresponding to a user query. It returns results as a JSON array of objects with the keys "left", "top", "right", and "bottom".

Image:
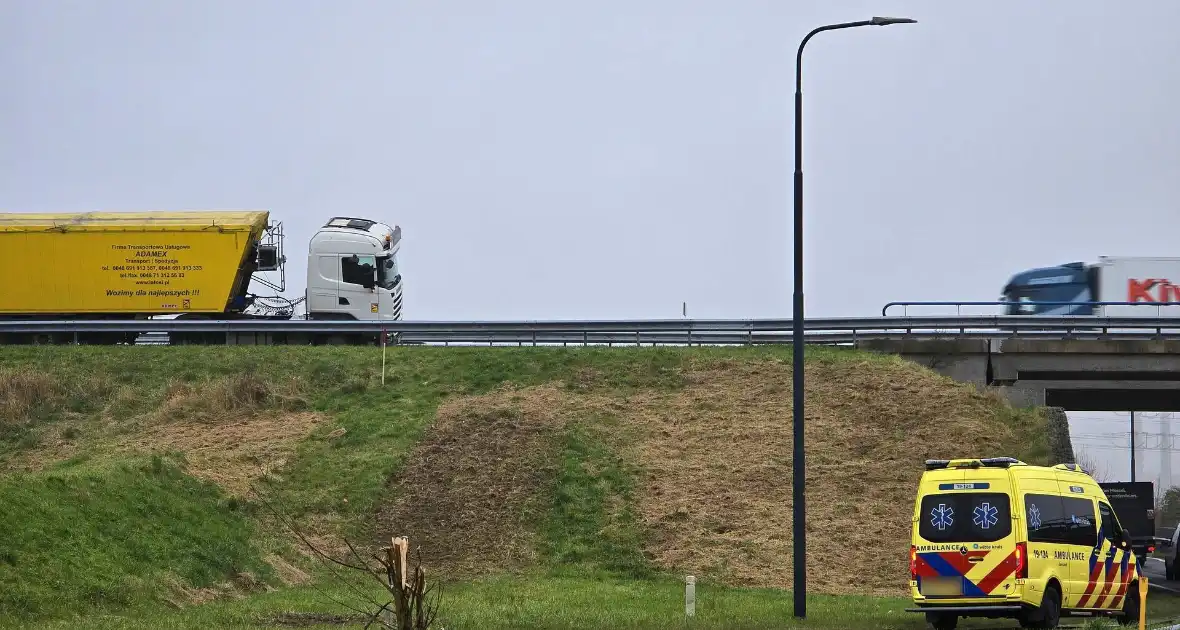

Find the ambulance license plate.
[{"left": 921, "top": 577, "right": 963, "bottom": 597}]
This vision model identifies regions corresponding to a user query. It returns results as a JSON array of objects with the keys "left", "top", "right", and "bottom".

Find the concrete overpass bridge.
[{"left": 858, "top": 338, "right": 1180, "bottom": 411}]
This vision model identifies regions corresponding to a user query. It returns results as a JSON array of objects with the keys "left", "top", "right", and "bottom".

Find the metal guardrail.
[
  {"left": 882, "top": 301, "right": 1180, "bottom": 316},
  {"left": 4, "top": 315, "right": 1180, "bottom": 346},
  {"left": 5, "top": 315, "right": 1180, "bottom": 332}
]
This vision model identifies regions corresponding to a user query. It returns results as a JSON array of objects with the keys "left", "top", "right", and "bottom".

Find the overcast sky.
[{"left": 3, "top": 0, "right": 1179, "bottom": 483}]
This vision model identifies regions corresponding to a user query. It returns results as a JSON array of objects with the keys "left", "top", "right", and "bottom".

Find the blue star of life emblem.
[
  {"left": 1028, "top": 504, "right": 1042, "bottom": 530},
  {"left": 974, "top": 502, "right": 999, "bottom": 529},
  {"left": 930, "top": 503, "right": 955, "bottom": 531}
]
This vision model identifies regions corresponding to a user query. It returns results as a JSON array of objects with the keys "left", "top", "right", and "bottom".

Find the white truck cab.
[{"left": 305, "top": 217, "right": 402, "bottom": 321}]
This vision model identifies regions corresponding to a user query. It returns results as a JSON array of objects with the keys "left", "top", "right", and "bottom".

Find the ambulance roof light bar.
[{"left": 925, "top": 457, "right": 1024, "bottom": 471}]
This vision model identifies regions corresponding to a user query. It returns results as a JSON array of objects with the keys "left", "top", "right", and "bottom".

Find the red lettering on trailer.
[{"left": 1127, "top": 278, "right": 1180, "bottom": 303}]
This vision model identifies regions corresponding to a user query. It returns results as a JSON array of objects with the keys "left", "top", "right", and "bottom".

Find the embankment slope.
[
  {"left": 0, "top": 345, "right": 1051, "bottom": 621},
  {"left": 373, "top": 351, "right": 1051, "bottom": 596}
]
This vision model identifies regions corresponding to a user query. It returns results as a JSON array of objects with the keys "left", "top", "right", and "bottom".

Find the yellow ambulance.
[{"left": 907, "top": 457, "right": 1142, "bottom": 630}]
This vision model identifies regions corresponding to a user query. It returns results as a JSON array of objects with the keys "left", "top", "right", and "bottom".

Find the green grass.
[
  {"left": 543, "top": 421, "right": 650, "bottom": 578},
  {"left": 0, "top": 455, "right": 267, "bottom": 621},
  {"left": 0, "top": 575, "right": 929, "bottom": 630},
  {"left": 10, "top": 573, "right": 1180, "bottom": 630}
]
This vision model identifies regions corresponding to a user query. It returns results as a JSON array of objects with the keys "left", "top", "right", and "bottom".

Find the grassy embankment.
[{"left": 0, "top": 344, "right": 1080, "bottom": 629}]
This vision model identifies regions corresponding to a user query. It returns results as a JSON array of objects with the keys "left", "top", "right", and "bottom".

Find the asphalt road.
[{"left": 1144, "top": 557, "right": 1180, "bottom": 593}]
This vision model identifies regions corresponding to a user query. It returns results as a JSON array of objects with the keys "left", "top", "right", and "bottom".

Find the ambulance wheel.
[
  {"left": 1121, "top": 584, "right": 1141, "bottom": 626},
  {"left": 1023, "top": 585, "right": 1061, "bottom": 629},
  {"left": 924, "top": 612, "right": 957, "bottom": 630}
]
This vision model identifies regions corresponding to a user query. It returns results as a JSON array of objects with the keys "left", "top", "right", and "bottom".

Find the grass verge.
[
  {"left": 0, "top": 455, "right": 267, "bottom": 621},
  {"left": 9, "top": 575, "right": 1180, "bottom": 630}
]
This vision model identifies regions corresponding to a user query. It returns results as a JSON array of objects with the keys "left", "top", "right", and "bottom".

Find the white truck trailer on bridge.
[{"left": 1002, "top": 256, "right": 1180, "bottom": 317}]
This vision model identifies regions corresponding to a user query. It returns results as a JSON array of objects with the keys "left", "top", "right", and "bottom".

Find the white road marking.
[{"left": 1151, "top": 582, "right": 1180, "bottom": 594}]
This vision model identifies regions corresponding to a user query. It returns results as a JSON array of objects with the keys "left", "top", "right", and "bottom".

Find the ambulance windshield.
[{"left": 919, "top": 493, "right": 1012, "bottom": 543}]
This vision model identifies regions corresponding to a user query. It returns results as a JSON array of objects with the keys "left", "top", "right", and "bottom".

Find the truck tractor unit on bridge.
[
  {"left": 0, "top": 211, "right": 403, "bottom": 345},
  {"left": 1001, "top": 256, "right": 1180, "bottom": 317}
]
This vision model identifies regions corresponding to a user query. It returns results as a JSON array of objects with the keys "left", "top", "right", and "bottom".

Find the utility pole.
[
  {"left": 1131, "top": 410, "right": 1137, "bottom": 482},
  {"left": 1162, "top": 412, "right": 1173, "bottom": 489}
]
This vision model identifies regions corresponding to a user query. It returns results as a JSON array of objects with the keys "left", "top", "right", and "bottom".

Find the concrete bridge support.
[{"left": 856, "top": 339, "right": 1180, "bottom": 412}]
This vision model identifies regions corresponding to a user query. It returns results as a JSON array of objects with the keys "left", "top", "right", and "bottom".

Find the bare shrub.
[
  {"left": 0, "top": 369, "right": 59, "bottom": 423},
  {"left": 1075, "top": 448, "right": 1112, "bottom": 482},
  {"left": 156, "top": 374, "right": 308, "bottom": 422}
]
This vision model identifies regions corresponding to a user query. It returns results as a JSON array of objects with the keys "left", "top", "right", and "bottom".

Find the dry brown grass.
[
  {"left": 0, "top": 367, "right": 116, "bottom": 425},
  {"left": 4, "top": 409, "right": 327, "bottom": 497},
  {"left": 632, "top": 357, "right": 1037, "bottom": 596},
  {"left": 121, "top": 411, "right": 327, "bottom": 497},
  {"left": 158, "top": 569, "right": 271, "bottom": 609},
  {"left": 375, "top": 355, "right": 1045, "bottom": 596},
  {"left": 263, "top": 553, "right": 312, "bottom": 587},
  {"left": 0, "top": 368, "right": 58, "bottom": 423},
  {"left": 374, "top": 386, "right": 570, "bottom": 577},
  {"left": 155, "top": 374, "right": 308, "bottom": 423},
  {"left": 1, "top": 372, "right": 319, "bottom": 497}
]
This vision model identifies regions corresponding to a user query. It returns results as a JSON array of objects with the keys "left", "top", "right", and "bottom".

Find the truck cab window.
[
  {"left": 341, "top": 255, "right": 376, "bottom": 286},
  {"left": 377, "top": 255, "right": 400, "bottom": 289}
]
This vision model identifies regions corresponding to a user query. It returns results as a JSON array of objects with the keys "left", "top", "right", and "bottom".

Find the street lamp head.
[{"left": 871, "top": 16, "right": 917, "bottom": 26}]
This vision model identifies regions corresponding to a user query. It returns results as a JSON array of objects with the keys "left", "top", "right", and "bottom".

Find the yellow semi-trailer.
[
  {"left": 0, "top": 211, "right": 403, "bottom": 345},
  {"left": 0, "top": 211, "right": 271, "bottom": 317}
]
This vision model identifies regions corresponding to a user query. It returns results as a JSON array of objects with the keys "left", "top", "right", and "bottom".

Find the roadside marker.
[{"left": 1141, "top": 575, "right": 1148, "bottom": 630}]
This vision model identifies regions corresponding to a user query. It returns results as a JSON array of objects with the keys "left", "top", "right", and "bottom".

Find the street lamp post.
[{"left": 791, "top": 16, "right": 915, "bottom": 620}]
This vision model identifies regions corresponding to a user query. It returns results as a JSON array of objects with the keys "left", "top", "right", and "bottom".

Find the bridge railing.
[
  {"left": 881, "top": 301, "right": 1180, "bottom": 317},
  {"left": 6, "top": 315, "right": 1180, "bottom": 346}
]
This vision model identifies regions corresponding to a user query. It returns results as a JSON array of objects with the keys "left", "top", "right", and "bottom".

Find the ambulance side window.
[
  {"left": 1060, "top": 497, "right": 1097, "bottom": 547},
  {"left": 1025, "top": 494, "right": 1069, "bottom": 543}
]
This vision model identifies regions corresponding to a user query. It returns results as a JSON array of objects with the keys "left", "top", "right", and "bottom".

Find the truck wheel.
[
  {"left": 925, "top": 612, "right": 957, "bottom": 630},
  {"left": 1167, "top": 559, "right": 1176, "bottom": 581}
]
